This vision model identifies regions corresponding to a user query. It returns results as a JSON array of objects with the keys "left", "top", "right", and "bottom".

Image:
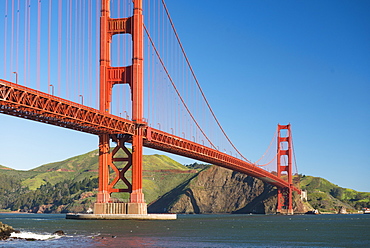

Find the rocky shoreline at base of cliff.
[
  {"left": 0, "top": 221, "right": 17, "bottom": 240},
  {"left": 0, "top": 222, "right": 65, "bottom": 241}
]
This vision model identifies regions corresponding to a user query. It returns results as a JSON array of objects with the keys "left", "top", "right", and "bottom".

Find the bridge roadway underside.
[{"left": 0, "top": 79, "right": 299, "bottom": 193}]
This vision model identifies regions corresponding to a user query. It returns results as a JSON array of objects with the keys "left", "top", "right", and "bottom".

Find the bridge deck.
[{"left": 0, "top": 79, "right": 299, "bottom": 192}]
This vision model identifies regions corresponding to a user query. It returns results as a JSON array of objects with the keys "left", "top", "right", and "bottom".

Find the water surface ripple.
[{"left": 1, "top": 213, "right": 369, "bottom": 247}]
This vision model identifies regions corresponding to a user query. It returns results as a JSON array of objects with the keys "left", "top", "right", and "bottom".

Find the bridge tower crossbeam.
[{"left": 95, "top": 0, "right": 147, "bottom": 214}]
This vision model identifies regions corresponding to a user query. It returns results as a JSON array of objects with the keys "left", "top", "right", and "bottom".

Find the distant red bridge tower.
[{"left": 277, "top": 124, "right": 294, "bottom": 215}]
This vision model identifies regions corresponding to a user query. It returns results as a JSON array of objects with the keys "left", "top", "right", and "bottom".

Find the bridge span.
[
  {"left": 1, "top": 0, "right": 300, "bottom": 216},
  {"left": 1, "top": 79, "right": 300, "bottom": 212}
]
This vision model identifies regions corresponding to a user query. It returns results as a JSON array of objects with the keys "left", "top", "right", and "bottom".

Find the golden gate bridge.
[{"left": 0, "top": 0, "right": 300, "bottom": 215}]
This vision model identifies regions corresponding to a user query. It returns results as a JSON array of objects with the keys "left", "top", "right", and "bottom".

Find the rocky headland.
[
  {"left": 0, "top": 221, "right": 16, "bottom": 240},
  {"left": 1, "top": 150, "right": 367, "bottom": 214},
  {"left": 149, "top": 166, "right": 309, "bottom": 214}
]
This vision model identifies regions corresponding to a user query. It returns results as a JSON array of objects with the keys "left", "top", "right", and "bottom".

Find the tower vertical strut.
[
  {"left": 95, "top": 0, "right": 147, "bottom": 215},
  {"left": 276, "top": 124, "right": 294, "bottom": 215}
]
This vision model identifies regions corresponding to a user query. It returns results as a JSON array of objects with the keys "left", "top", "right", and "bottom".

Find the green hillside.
[
  {"left": 300, "top": 175, "right": 370, "bottom": 212},
  {"left": 20, "top": 150, "right": 191, "bottom": 191},
  {"left": 143, "top": 154, "right": 187, "bottom": 170},
  {"left": 0, "top": 151, "right": 369, "bottom": 214},
  {"left": 30, "top": 150, "right": 99, "bottom": 173},
  {"left": 0, "top": 150, "right": 199, "bottom": 213},
  {"left": 22, "top": 150, "right": 99, "bottom": 190},
  {"left": 0, "top": 168, "right": 43, "bottom": 184},
  {"left": 0, "top": 165, "right": 13, "bottom": 170}
]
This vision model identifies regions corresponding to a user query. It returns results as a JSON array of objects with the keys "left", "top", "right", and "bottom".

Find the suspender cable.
[
  {"left": 23, "top": 0, "right": 27, "bottom": 85},
  {"left": 76, "top": 0, "right": 80, "bottom": 100},
  {"left": 48, "top": 0, "right": 51, "bottom": 94},
  {"left": 75, "top": 0, "right": 78, "bottom": 100},
  {"left": 88, "top": 0, "right": 92, "bottom": 106},
  {"left": 254, "top": 129, "right": 278, "bottom": 165},
  {"left": 27, "top": 0, "right": 31, "bottom": 85},
  {"left": 15, "top": 0, "right": 20, "bottom": 82},
  {"left": 3, "top": 0, "right": 8, "bottom": 78},
  {"left": 36, "top": 0, "right": 41, "bottom": 89},
  {"left": 10, "top": 0, "right": 14, "bottom": 77},
  {"left": 161, "top": 0, "right": 251, "bottom": 162},
  {"left": 82, "top": 0, "right": 86, "bottom": 105},
  {"left": 144, "top": 25, "right": 216, "bottom": 150},
  {"left": 57, "top": 0, "right": 62, "bottom": 96},
  {"left": 66, "top": 0, "right": 71, "bottom": 99}
]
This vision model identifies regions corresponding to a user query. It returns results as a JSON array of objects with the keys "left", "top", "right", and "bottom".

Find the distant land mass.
[{"left": 0, "top": 150, "right": 369, "bottom": 214}]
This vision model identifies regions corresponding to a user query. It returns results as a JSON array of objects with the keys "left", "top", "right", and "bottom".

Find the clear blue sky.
[{"left": 1, "top": 0, "right": 369, "bottom": 192}]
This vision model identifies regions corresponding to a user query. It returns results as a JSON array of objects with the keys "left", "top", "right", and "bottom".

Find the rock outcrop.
[
  {"left": 149, "top": 166, "right": 307, "bottom": 214},
  {"left": 53, "top": 230, "right": 65, "bottom": 236},
  {"left": 0, "top": 222, "right": 15, "bottom": 240},
  {"left": 28, "top": 204, "right": 54, "bottom": 213}
]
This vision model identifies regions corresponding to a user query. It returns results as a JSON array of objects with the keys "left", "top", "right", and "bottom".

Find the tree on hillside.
[{"left": 330, "top": 187, "right": 344, "bottom": 200}]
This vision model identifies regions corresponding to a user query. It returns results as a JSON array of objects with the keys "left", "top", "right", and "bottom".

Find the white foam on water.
[{"left": 10, "top": 231, "right": 62, "bottom": 240}]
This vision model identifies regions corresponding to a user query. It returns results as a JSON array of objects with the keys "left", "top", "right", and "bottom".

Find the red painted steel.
[
  {"left": 0, "top": 79, "right": 300, "bottom": 193},
  {"left": 276, "top": 124, "right": 294, "bottom": 214},
  {"left": 98, "top": 0, "right": 145, "bottom": 204},
  {"left": 98, "top": 0, "right": 112, "bottom": 204},
  {"left": 98, "top": 134, "right": 111, "bottom": 203},
  {"left": 0, "top": 80, "right": 135, "bottom": 135},
  {"left": 110, "top": 135, "right": 133, "bottom": 193},
  {"left": 0, "top": 80, "right": 300, "bottom": 206},
  {"left": 144, "top": 127, "right": 300, "bottom": 192},
  {"left": 0, "top": 0, "right": 301, "bottom": 213},
  {"left": 130, "top": 0, "right": 145, "bottom": 204}
]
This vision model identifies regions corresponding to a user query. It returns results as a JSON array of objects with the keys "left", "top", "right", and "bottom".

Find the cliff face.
[{"left": 149, "top": 166, "right": 307, "bottom": 214}]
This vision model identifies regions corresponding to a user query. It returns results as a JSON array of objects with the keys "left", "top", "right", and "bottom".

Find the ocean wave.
[{"left": 10, "top": 231, "right": 62, "bottom": 240}]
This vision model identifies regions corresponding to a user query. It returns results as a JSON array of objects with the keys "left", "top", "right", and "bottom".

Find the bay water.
[{"left": 1, "top": 213, "right": 369, "bottom": 247}]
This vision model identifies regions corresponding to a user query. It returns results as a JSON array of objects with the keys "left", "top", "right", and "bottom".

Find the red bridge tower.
[
  {"left": 94, "top": 0, "right": 147, "bottom": 214},
  {"left": 276, "top": 124, "right": 294, "bottom": 215}
]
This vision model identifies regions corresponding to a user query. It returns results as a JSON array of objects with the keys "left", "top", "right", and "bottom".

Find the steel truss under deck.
[{"left": 0, "top": 79, "right": 300, "bottom": 196}]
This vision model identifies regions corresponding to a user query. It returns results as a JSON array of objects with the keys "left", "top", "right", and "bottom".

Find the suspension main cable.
[
  {"left": 254, "top": 128, "right": 278, "bottom": 164},
  {"left": 144, "top": 24, "right": 216, "bottom": 150},
  {"left": 254, "top": 153, "right": 278, "bottom": 167},
  {"left": 160, "top": 0, "right": 251, "bottom": 162},
  {"left": 291, "top": 129, "right": 299, "bottom": 175}
]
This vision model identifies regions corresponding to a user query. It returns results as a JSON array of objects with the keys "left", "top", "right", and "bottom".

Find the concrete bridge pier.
[
  {"left": 94, "top": 202, "right": 147, "bottom": 215},
  {"left": 68, "top": 202, "right": 176, "bottom": 220}
]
